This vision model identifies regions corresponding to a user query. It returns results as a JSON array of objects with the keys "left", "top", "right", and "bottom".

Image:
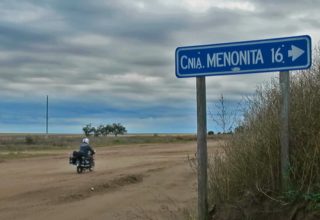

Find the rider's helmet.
[{"left": 82, "top": 137, "right": 90, "bottom": 144}]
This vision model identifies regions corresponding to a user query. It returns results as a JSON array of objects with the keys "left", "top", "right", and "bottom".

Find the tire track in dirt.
[{"left": 57, "top": 174, "right": 144, "bottom": 204}]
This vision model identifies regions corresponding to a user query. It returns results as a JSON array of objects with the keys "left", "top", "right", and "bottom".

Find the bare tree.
[{"left": 209, "top": 94, "right": 237, "bottom": 133}]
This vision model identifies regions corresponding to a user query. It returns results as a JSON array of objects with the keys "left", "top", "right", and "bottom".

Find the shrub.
[
  {"left": 208, "top": 49, "right": 320, "bottom": 206},
  {"left": 25, "top": 136, "right": 35, "bottom": 145}
]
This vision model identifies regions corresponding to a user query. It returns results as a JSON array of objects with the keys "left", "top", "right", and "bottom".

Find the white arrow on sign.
[{"left": 288, "top": 45, "right": 305, "bottom": 62}]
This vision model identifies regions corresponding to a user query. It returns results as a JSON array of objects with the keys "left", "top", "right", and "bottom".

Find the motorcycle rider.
[{"left": 79, "top": 137, "right": 95, "bottom": 163}]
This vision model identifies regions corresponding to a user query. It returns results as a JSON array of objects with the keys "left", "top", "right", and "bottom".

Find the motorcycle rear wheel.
[{"left": 77, "top": 166, "right": 83, "bottom": 174}]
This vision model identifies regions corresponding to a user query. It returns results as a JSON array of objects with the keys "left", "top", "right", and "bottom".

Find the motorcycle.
[{"left": 69, "top": 151, "right": 95, "bottom": 174}]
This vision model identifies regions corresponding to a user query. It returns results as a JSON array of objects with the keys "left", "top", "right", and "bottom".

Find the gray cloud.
[{"left": 0, "top": 0, "right": 319, "bottom": 118}]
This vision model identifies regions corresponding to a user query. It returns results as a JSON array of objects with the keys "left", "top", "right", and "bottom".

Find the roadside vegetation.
[
  {"left": 208, "top": 49, "right": 320, "bottom": 219},
  {"left": 0, "top": 134, "right": 204, "bottom": 160},
  {"left": 82, "top": 123, "right": 127, "bottom": 137}
]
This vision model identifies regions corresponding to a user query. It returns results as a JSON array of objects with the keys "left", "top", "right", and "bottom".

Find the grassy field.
[
  {"left": 0, "top": 133, "right": 229, "bottom": 161},
  {"left": 0, "top": 133, "right": 208, "bottom": 160}
]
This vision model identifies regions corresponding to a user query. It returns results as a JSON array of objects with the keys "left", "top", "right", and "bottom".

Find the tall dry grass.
[{"left": 208, "top": 48, "right": 320, "bottom": 205}]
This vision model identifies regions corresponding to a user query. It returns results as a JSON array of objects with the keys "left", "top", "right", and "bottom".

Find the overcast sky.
[{"left": 0, "top": 0, "right": 319, "bottom": 134}]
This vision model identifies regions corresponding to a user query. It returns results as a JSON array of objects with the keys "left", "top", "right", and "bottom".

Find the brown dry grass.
[{"left": 208, "top": 48, "right": 320, "bottom": 219}]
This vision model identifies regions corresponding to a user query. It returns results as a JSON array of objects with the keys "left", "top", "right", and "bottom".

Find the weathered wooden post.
[
  {"left": 196, "top": 77, "right": 208, "bottom": 220},
  {"left": 279, "top": 71, "right": 290, "bottom": 191}
]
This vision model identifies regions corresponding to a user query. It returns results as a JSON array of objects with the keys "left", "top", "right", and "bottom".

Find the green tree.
[
  {"left": 112, "top": 123, "right": 127, "bottom": 136},
  {"left": 94, "top": 125, "right": 104, "bottom": 137},
  {"left": 100, "top": 124, "right": 114, "bottom": 136},
  {"left": 82, "top": 124, "right": 95, "bottom": 137}
]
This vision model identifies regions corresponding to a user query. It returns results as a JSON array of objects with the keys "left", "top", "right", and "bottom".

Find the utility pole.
[{"left": 46, "top": 95, "right": 49, "bottom": 135}]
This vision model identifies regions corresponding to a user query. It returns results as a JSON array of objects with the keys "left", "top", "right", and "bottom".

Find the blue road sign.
[{"left": 175, "top": 35, "right": 311, "bottom": 78}]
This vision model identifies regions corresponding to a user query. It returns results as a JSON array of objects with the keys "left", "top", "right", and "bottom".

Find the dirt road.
[{"left": 0, "top": 140, "right": 220, "bottom": 220}]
